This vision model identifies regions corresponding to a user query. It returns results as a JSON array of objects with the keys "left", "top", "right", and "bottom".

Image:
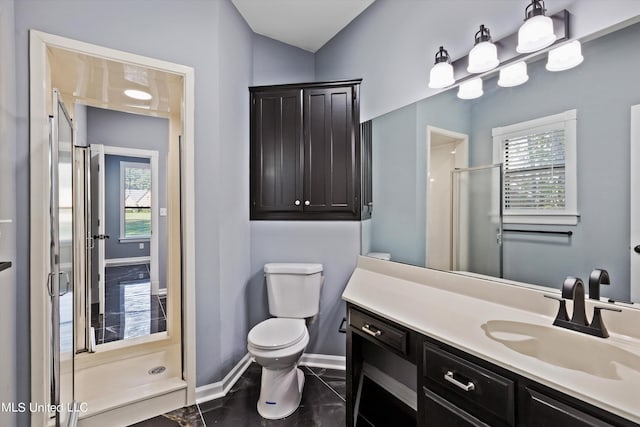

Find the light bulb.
[
  {"left": 546, "top": 40, "right": 584, "bottom": 72},
  {"left": 457, "top": 78, "right": 483, "bottom": 100},
  {"left": 498, "top": 62, "right": 529, "bottom": 87}
]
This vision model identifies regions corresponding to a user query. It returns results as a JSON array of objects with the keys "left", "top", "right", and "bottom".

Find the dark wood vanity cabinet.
[
  {"left": 250, "top": 80, "right": 363, "bottom": 220},
  {"left": 346, "top": 303, "right": 637, "bottom": 427}
]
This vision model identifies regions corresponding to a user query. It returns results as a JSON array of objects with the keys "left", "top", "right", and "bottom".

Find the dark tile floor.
[
  {"left": 131, "top": 364, "right": 346, "bottom": 426},
  {"left": 91, "top": 263, "right": 167, "bottom": 344}
]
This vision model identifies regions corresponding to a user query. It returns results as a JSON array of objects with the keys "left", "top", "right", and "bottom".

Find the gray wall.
[
  {"left": 14, "top": 0, "right": 254, "bottom": 403},
  {"left": 0, "top": 0, "right": 17, "bottom": 425},
  {"left": 252, "top": 33, "right": 315, "bottom": 86},
  {"left": 370, "top": 89, "right": 470, "bottom": 266},
  {"left": 315, "top": 0, "right": 640, "bottom": 122}
]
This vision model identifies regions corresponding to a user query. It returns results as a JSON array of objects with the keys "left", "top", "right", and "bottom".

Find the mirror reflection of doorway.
[
  {"left": 82, "top": 107, "right": 169, "bottom": 347},
  {"left": 426, "top": 126, "right": 469, "bottom": 270}
]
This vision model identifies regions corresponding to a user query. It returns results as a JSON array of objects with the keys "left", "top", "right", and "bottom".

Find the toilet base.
[{"left": 256, "top": 366, "right": 305, "bottom": 419}]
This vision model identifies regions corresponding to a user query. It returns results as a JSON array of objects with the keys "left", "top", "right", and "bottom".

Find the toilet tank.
[{"left": 264, "top": 263, "right": 323, "bottom": 318}]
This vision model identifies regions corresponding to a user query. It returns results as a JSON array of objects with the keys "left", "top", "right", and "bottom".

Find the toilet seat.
[{"left": 248, "top": 318, "right": 306, "bottom": 350}]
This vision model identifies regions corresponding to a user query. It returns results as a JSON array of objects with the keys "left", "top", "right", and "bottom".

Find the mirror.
[
  {"left": 80, "top": 106, "right": 170, "bottom": 346},
  {"left": 362, "top": 20, "right": 640, "bottom": 303}
]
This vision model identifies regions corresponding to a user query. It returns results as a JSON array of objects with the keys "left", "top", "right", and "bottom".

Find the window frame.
[
  {"left": 120, "top": 160, "right": 152, "bottom": 241},
  {"left": 492, "top": 109, "right": 579, "bottom": 225}
]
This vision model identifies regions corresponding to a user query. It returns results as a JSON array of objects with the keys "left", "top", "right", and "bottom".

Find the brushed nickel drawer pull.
[
  {"left": 444, "top": 371, "right": 475, "bottom": 392},
  {"left": 362, "top": 324, "right": 382, "bottom": 337}
]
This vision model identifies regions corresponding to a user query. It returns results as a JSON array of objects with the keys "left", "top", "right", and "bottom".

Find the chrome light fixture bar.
[
  {"left": 517, "top": 0, "right": 557, "bottom": 53},
  {"left": 428, "top": 46, "right": 455, "bottom": 89}
]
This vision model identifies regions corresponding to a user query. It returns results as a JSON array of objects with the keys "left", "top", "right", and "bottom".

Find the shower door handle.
[{"left": 93, "top": 234, "right": 110, "bottom": 240}]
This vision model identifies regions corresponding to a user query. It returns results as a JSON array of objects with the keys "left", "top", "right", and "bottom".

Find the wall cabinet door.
[
  {"left": 251, "top": 89, "right": 303, "bottom": 215},
  {"left": 303, "top": 86, "right": 358, "bottom": 215}
]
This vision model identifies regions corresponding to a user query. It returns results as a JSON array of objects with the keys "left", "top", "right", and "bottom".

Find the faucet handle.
[
  {"left": 589, "top": 306, "right": 622, "bottom": 338},
  {"left": 544, "top": 294, "right": 569, "bottom": 323}
]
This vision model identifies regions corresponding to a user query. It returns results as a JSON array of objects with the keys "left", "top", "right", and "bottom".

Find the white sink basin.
[{"left": 481, "top": 320, "right": 640, "bottom": 379}]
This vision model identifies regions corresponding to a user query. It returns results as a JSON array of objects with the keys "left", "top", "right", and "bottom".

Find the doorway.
[
  {"left": 29, "top": 31, "right": 196, "bottom": 426},
  {"left": 426, "top": 126, "right": 468, "bottom": 270}
]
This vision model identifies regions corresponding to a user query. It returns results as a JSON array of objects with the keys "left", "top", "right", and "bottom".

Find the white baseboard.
[
  {"left": 362, "top": 362, "right": 417, "bottom": 411},
  {"left": 104, "top": 256, "right": 150, "bottom": 267},
  {"left": 195, "top": 353, "right": 252, "bottom": 404},
  {"left": 194, "top": 352, "right": 345, "bottom": 405},
  {"left": 299, "top": 353, "right": 346, "bottom": 370}
]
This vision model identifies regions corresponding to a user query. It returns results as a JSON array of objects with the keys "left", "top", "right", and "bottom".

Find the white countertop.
[{"left": 342, "top": 256, "right": 640, "bottom": 424}]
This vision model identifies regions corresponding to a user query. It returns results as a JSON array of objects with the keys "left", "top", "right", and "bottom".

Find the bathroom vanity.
[{"left": 343, "top": 257, "right": 640, "bottom": 426}]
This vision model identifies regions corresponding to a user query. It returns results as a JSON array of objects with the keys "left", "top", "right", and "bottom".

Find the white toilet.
[{"left": 247, "top": 262, "right": 323, "bottom": 420}]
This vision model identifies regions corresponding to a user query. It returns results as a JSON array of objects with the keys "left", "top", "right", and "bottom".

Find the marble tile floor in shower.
[
  {"left": 132, "top": 363, "right": 346, "bottom": 426},
  {"left": 91, "top": 263, "right": 167, "bottom": 345}
]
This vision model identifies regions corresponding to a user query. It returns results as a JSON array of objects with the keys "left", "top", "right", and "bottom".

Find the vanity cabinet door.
[
  {"left": 519, "top": 387, "right": 614, "bottom": 427},
  {"left": 250, "top": 89, "right": 303, "bottom": 217}
]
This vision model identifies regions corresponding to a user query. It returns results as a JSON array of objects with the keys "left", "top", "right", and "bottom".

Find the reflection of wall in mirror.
[{"left": 370, "top": 22, "right": 640, "bottom": 301}]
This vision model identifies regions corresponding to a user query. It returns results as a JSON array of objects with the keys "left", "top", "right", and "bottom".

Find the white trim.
[
  {"left": 299, "top": 353, "right": 346, "bottom": 370},
  {"left": 195, "top": 353, "right": 253, "bottom": 404},
  {"left": 194, "top": 353, "right": 345, "bottom": 406},
  {"left": 104, "top": 256, "right": 151, "bottom": 267},
  {"left": 631, "top": 105, "right": 640, "bottom": 302},
  {"left": 29, "top": 30, "right": 197, "bottom": 426},
  {"left": 492, "top": 109, "right": 577, "bottom": 137},
  {"left": 362, "top": 362, "right": 417, "bottom": 411}
]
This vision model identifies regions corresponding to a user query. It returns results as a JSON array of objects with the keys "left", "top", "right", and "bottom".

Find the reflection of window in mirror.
[
  {"left": 492, "top": 109, "right": 579, "bottom": 225},
  {"left": 120, "top": 161, "right": 152, "bottom": 239}
]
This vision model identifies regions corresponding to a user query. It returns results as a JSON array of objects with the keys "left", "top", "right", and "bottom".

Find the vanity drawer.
[
  {"left": 423, "top": 343, "right": 515, "bottom": 426},
  {"left": 349, "top": 308, "right": 407, "bottom": 355}
]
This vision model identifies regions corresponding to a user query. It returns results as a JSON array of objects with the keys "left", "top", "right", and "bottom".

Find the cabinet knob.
[
  {"left": 294, "top": 200, "right": 301, "bottom": 206},
  {"left": 304, "top": 200, "right": 310, "bottom": 206}
]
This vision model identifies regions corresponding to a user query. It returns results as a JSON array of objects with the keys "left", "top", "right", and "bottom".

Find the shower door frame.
[
  {"left": 29, "top": 30, "right": 197, "bottom": 427},
  {"left": 451, "top": 163, "right": 504, "bottom": 278}
]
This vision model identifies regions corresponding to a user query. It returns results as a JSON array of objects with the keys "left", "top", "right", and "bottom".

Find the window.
[
  {"left": 493, "top": 110, "right": 578, "bottom": 225},
  {"left": 120, "top": 161, "right": 152, "bottom": 239}
]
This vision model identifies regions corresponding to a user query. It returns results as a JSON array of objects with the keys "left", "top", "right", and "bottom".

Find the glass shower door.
[
  {"left": 50, "top": 89, "right": 76, "bottom": 426},
  {"left": 452, "top": 164, "right": 503, "bottom": 278}
]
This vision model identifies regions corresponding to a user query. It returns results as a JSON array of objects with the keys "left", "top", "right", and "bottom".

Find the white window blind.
[
  {"left": 503, "top": 128, "right": 566, "bottom": 211},
  {"left": 492, "top": 109, "right": 578, "bottom": 225}
]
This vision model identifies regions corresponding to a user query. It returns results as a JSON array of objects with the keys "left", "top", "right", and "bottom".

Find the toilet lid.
[{"left": 248, "top": 318, "right": 306, "bottom": 350}]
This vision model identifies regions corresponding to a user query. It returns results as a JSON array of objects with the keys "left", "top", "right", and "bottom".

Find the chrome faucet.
[
  {"left": 588, "top": 268, "right": 610, "bottom": 300},
  {"left": 545, "top": 276, "right": 621, "bottom": 338}
]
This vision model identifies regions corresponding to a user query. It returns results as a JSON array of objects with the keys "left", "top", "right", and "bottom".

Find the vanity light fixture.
[
  {"left": 457, "top": 78, "right": 483, "bottom": 100},
  {"left": 467, "top": 25, "right": 499, "bottom": 74},
  {"left": 428, "top": 46, "right": 455, "bottom": 89},
  {"left": 124, "top": 88, "right": 152, "bottom": 101},
  {"left": 516, "top": 0, "right": 556, "bottom": 53},
  {"left": 497, "top": 61, "right": 529, "bottom": 87},
  {"left": 546, "top": 40, "right": 584, "bottom": 71}
]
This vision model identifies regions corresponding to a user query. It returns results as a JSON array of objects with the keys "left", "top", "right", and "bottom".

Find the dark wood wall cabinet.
[
  {"left": 250, "top": 79, "right": 366, "bottom": 221},
  {"left": 346, "top": 303, "right": 636, "bottom": 427}
]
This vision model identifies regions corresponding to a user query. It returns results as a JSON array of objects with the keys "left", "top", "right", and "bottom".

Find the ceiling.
[
  {"left": 48, "top": 46, "right": 183, "bottom": 118},
  {"left": 231, "top": 0, "right": 375, "bottom": 52}
]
